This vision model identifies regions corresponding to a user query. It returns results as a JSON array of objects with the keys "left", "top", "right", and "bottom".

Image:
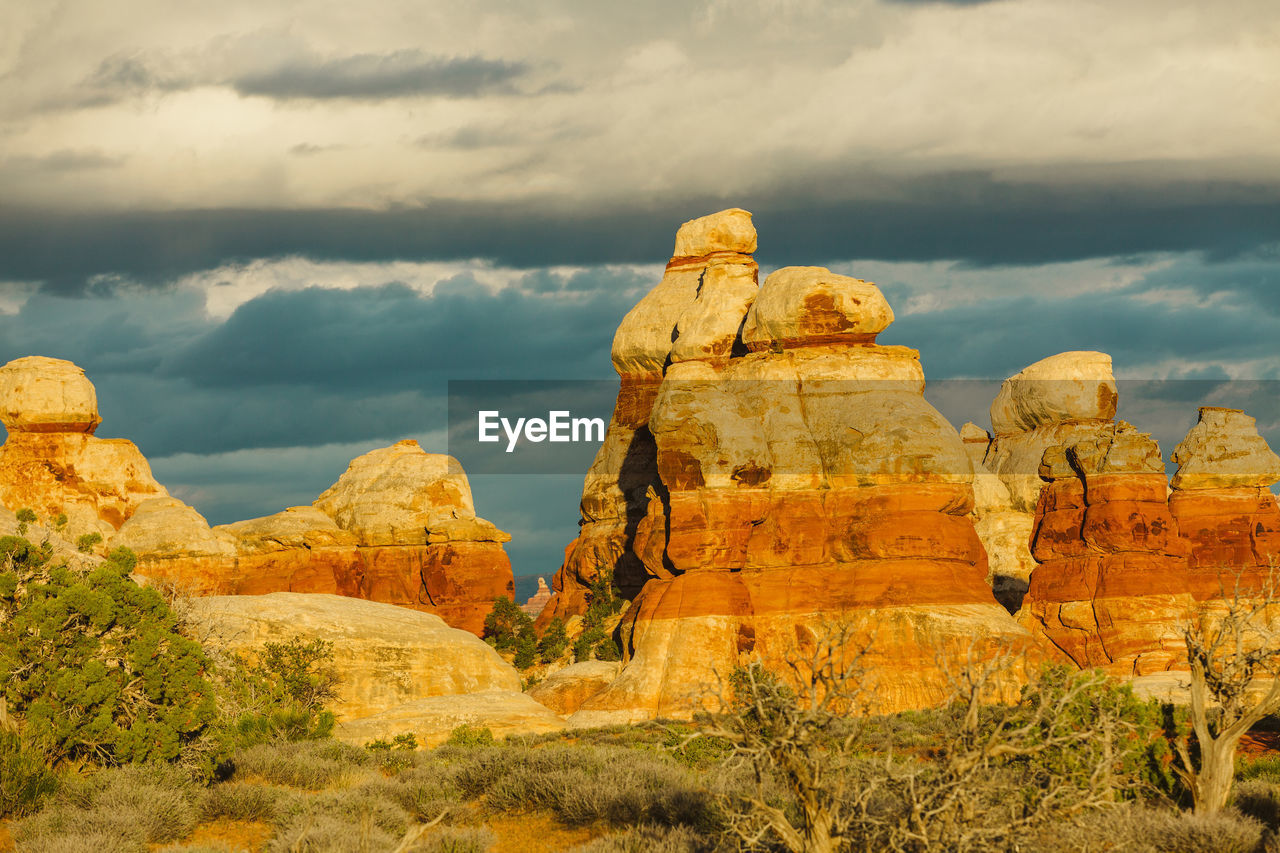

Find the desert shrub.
[
  {"left": 539, "top": 616, "right": 569, "bottom": 662},
  {"left": 479, "top": 745, "right": 717, "bottom": 831},
  {"left": 231, "top": 739, "right": 372, "bottom": 789},
  {"left": 15, "top": 507, "right": 36, "bottom": 536},
  {"left": 199, "top": 780, "right": 281, "bottom": 822},
  {"left": 258, "top": 637, "right": 340, "bottom": 710},
  {"left": 211, "top": 634, "right": 340, "bottom": 752},
  {"left": 14, "top": 764, "right": 198, "bottom": 852},
  {"left": 267, "top": 812, "right": 398, "bottom": 853},
  {"left": 272, "top": 782, "right": 409, "bottom": 836},
  {"left": 75, "top": 532, "right": 102, "bottom": 553},
  {"left": 513, "top": 619, "right": 539, "bottom": 669},
  {"left": 379, "top": 768, "right": 465, "bottom": 823},
  {"left": 1240, "top": 753, "right": 1280, "bottom": 785},
  {"left": 482, "top": 596, "right": 530, "bottom": 651},
  {"left": 1233, "top": 777, "right": 1280, "bottom": 830},
  {"left": 1005, "top": 664, "right": 1177, "bottom": 800},
  {"left": 0, "top": 729, "right": 59, "bottom": 818},
  {"left": 573, "top": 571, "right": 626, "bottom": 663},
  {"left": 0, "top": 539, "right": 219, "bottom": 770},
  {"left": 414, "top": 825, "right": 496, "bottom": 853},
  {"left": 1020, "top": 803, "right": 1263, "bottom": 853},
  {"left": 570, "top": 823, "right": 703, "bottom": 853},
  {"left": 662, "top": 728, "right": 732, "bottom": 769},
  {"left": 447, "top": 724, "right": 495, "bottom": 748}
]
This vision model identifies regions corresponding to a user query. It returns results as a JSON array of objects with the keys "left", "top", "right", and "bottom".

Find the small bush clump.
[{"left": 0, "top": 729, "right": 59, "bottom": 818}]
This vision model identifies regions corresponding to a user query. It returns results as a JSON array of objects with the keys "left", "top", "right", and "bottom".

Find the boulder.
[
  {"left": 1171, "top": 408, "right": 1280, "bottom": 491},
  {"left": 190, "top": 593, "right": 521, "bottom": 721},
  {"left": 0, "top": 356, "right": 102, "bottom": 434},
  {"left": 526, "top": 661, "right": 621, "bottom": 716},
  {"left": 989, "top": 351, "right": 1118, "bottom": 436},
  {"left": 336, "top": 691, "right": 565, "bottom": 747},
  {"left": 314, "top": 441, "right": 509, "bottom": 547},
  {"left": 742, "top": 266, "right": 894, "bottom": 350},
  {"left": 542, "top": 209, "right": 760, "bottom": 626},
  {"left": 985, "top": 351, "right": 1118, "bottom": 513}
]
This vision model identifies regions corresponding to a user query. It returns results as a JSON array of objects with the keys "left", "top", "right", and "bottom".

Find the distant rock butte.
[
  {"left": 0, "top": 357, "right": 513, "bottom": 635},
  {"left": 520, "top": 576, "right": 552, "bottom": 617}
]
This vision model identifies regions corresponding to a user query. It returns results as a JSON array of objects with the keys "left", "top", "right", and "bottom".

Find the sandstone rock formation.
[
  {"left": 192, "top": 593, "right": 521, "bottom": 720},
  {"left": 192, "top": 593, "right": 563, "bottom": 744},
  {"left": 132, "top": 441, "right": 515, "bottom": 634},
  {"left": 525, "top": 660, "right": 621, "bottom": 717},
  {"left": 1169, "top": 408, "right": 1280, "bottom": 601},
  {"left": 336, "top": 692, "right": 565, "bottom": 747},
  {"left": 1016, "top": 422, "right": 1194, "bottom": 675},
  {"left": 520, "top": 576, "right": 552, "bottom": 617},
  {"left": 0, "top": 357, "right": 167, "bottom": 539},
  {"left": 985, "top": 351, "right": 1118, "bottom": 513},
  {"left": 962, "top": 422, "right": 1037, "bottom": 611},
  {"left": 546, "top": 209, "right": 1045, "bottom": 724},
  {"left": 0, "top": 356, "right": 514, "bottom": 635},
  {"left": 540, "top": 208, "right": 760, "bottom": 626}
]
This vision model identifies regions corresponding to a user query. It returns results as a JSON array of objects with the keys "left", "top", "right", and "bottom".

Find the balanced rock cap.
[
  {"left": 1171, "top": 407, "right": 1280, "bottom": 490},
  {"left": 742, "top": 266, "right": 893, "bottom": 350},
  {"left": 989, "top": 351, "right": 1117, "bottom": 436},
  {"left": 0, "top": 356, "right": 102, "bottom": 434},
  {"left": 671, "top": 208, "right": 757, "bottom": 259}
]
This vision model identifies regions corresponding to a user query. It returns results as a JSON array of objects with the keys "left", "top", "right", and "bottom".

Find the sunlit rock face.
[
  {"left": 0, "top": 356, "right": 167, "bottom": 540},
  {"left": 1016, "top": 422, "right": 1195, "bottom": 676},
  {"left": 132, "top": 441, "right": 516, "bottom": 635},
  {"left": 192, "top": 593, "right": 564, "bottom": 745},
  {"left": 962, "top": 422, "right": 1038, "bottom": 612},
  {"left": 1169, "top": 407, "right": 1280, "bottom": 601},
  {"left": 545, "top": 209, "right": 1046, "bottom": 725},
  {"left": 0, "top": 356, "right": 513, "bottom": 635}
]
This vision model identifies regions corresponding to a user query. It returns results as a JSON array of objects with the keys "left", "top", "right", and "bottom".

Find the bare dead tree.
[
  {"left": 694, "top": 620, "right": 877, "bottom": 853},
  {"left": 698, "top": 627, "right": 1161, "bottom": 853},
  {"left": 1175, "top": 567, "right": 1280, "bottom": 816},
  {"left": 880, "top": 650, "right": 1148, "bottom": 852}
]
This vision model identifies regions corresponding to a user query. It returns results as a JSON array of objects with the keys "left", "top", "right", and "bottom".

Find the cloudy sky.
[{"left": 1, "top": 0, "right": 1278, "bottom": 586}]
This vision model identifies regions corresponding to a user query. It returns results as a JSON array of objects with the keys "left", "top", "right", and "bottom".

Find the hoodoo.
[
  {"left": 0, "top": 358, "right": 514, "bottom": 635},
  {"left": 544, "top": 210, "right": 1047, "bottom": 724}
]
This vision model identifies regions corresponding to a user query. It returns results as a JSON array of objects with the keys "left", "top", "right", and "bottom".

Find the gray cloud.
[
  {"left": 4, "top": 169, "right": 1279, "bottom": 295},
  {"left": 232, "top": 50, "right": 530, "bottom": 100}
]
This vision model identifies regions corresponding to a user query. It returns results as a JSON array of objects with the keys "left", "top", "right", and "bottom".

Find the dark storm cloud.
[
  {"left": 5, "top": 169, "right": 1278, "bottom": 294},
  {"left": 0, "top": 269, "right": 641, "bottom": 456},
  {"left": 160, "top": 275, "right": 638, "bottom": 392},
  {"left": 232, "top": 50, "right": 529, "bottom": 100},
  {"left": 889, "top": 279, "right": 1280, "bottom": 382}
]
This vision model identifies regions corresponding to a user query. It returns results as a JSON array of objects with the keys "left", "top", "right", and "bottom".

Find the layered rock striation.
[
  {"left": 0, "top": 357, "right": 513, "bottom": 635},
  {"left": 0, "top": 357, "right": 168, "bottom": 539},
  {"left": 1169, "top": 407, "right": 1280, "bottom": 601},
  {"left": 1016, "top": 422, "right": 1194, "bottom": 675},
  {"left": 548, "top": 210, "right": 1045, "bottom": 724}
]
